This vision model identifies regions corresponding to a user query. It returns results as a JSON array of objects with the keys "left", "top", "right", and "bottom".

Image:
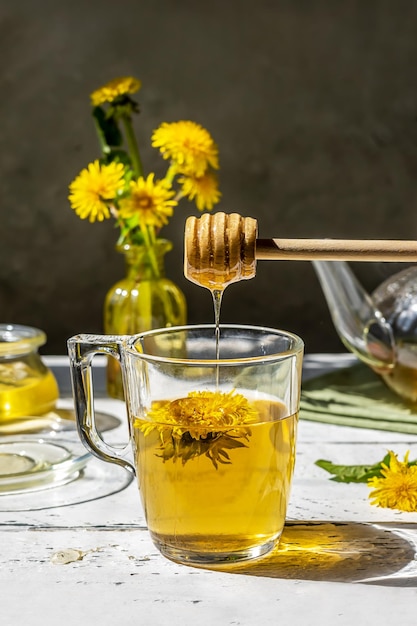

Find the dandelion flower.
[
  {"left": 90, "top": 76, "right": 142, "bottom": 107},
  {"left": 68, "top": 160, "right": 126, "bottom": 222},
  {"left": 152, "top": 121, "right": 219, "bottom": 177},
  {"left": 368, "top": 450, "right": 417, "bottom": 512},
  {"left": 118, "top": 173, "right": 177, "bottom": 228},
  {"left": 179, "top": 170, "right": 221, "bottom": 211},
  {"left": 135, "top": 390, "right": 257, "bottom": 467},
  {"left": 139, "top": 390, "right": 258, "bottom": 439}
]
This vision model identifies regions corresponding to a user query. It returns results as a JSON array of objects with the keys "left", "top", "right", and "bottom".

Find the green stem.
[
  {"left": 93, "top": 116, "right": 111, "bottom": 156},
  {"left": 122, "top": 115, "right": 143, "bottom": 178},
  {"left": 135, "top": 272, "right": 153, "bottom": 332},
  {"left": 165, "top": 163, "right": 178, "bottom": 185},
  {"left": 139, "top": 221, "right": 160, "bottom": 278}
]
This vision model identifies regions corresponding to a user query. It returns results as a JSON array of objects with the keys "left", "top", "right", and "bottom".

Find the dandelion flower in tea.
[{"left": 134, "top": 390, "right": 258, "bottom": 468}]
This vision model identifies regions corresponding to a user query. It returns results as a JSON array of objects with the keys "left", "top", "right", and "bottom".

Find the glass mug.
[{"left": 68, "top": 324, "right": 304, "bottom": 566}]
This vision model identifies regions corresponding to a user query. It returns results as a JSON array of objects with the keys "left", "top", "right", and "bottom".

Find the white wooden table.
[{"left": 1, "top": 355, "right": 417, "bottom": 626}]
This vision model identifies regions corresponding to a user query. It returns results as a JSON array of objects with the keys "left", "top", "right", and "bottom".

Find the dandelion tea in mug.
[
  {"left": 133, "top": 391, "right": 298, "bottom": 558},
  {"left": 69, "top": 213, "right": 303, "bottom": 565}
]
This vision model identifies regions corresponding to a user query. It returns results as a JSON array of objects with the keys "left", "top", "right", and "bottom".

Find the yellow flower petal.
[
  {"left": 368, "top": 450, "right": 417, "bottom": 512},
  {"left": 68, "top": 160, "right": 126, "bottom": 222},
  {"left": 136, "top": 390, "right": 257, "bottom": 440},
  {"left": 152, "top": 121, "right": 219, "bottom": 177},
  {"left": 179, "top": 170, "right": 221, "bottom": 211},
  {"left": 90, "top": 76, "right": 141, "bottom": 106},
  {"left": 118, "top": 173, "right": 177, "bottom": 228}
]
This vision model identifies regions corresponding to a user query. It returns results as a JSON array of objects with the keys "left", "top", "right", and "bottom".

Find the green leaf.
[
  {"left": 92, "top": 105, "right": 123, "bottom": 147},
  {"left": 316, "top": 451, "right": 417, "bottom": 484},
  {"left": 315, "top": 458, "right": 385, "bottom": 483},
  {"left": 107, "top": 95, "right": 140, "bottom": 120},
  {"left": 101, "top": 149, "right": 132, "bottom": 169},
  {"left": 152, "top": 429, "right": 250, "bottom": 469}
]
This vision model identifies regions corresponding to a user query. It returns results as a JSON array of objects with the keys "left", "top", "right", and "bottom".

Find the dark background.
[{"left": 2, "top": 0, "right": 417, "bottom": 355}]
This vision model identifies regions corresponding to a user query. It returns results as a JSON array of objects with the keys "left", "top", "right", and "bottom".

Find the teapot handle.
[
  {"left": 313, "top": 261, "right": 396, "bottom": 372},
  {"left": 67, "top": 334, "right": 136, "bottom": 475}
]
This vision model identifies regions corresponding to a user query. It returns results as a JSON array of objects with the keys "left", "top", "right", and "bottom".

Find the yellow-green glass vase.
[{"left": 104, "top": 239, "right": 187, "bottom": 399}]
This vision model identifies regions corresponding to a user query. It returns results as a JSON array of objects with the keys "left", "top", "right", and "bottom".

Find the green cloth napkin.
[{"left": 300, "top": 363, "right": 417, "bottom": 434}]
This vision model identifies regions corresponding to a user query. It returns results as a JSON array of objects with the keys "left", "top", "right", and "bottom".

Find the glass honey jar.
[{"left": 0, "top": 324, "right": 59, "bottom": 422}]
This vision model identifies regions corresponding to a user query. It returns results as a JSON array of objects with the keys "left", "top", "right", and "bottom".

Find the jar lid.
[{"left": 0, "top": 324, "right": 46, "bottom": 357}]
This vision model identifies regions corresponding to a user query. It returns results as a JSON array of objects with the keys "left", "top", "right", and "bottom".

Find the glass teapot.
[{"left": 313, "top": 261, "right": 417, "bottom": 403}]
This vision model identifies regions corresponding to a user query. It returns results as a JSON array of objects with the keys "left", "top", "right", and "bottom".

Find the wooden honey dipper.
[{"left": 184, "top": 212, "right": 417, "bottom": 290}]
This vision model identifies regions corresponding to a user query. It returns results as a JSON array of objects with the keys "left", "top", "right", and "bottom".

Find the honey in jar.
[{"left": 0, "top": 324, "right": 59, "bottom": 422}]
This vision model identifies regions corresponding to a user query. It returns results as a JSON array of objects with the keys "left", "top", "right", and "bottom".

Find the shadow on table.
[{"left": 212, "top": 521, "right": 417, "bottom": 586}]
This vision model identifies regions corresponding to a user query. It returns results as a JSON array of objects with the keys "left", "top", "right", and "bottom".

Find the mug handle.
[{"left": 67, "top": 334, "right": 135, "bottom": 475}]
